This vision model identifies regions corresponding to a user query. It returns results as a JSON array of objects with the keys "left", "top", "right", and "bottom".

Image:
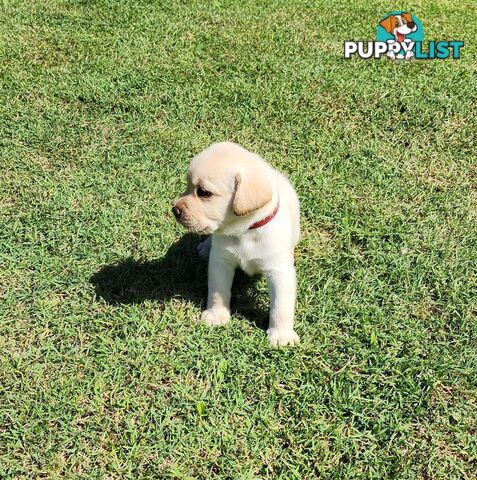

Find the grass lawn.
[{"left": 1, "top": 0, "right": 476, "bottom": 478}]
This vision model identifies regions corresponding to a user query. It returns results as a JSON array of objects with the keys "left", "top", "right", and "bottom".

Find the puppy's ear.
[
  {"left": 233, "top": 171, "right": 272, "bottom": 216},
  {"left": 401, "top": 12, "right": 412, "bottom": 23},
  {"left": 379, "top": 15, "right": 395, "bottom": 33}
]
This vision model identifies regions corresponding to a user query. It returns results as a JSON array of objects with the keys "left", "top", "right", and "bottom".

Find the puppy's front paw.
[
  {"left": 201, "top": 307, "right": 230, "bottom": 326},
  {"left": 266, "top": 328, "right": 300, "bottom": 346}
]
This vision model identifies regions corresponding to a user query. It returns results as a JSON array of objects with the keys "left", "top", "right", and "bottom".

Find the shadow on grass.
[{"left": 90, "top": 233, "right": 269, "bottom": 330}]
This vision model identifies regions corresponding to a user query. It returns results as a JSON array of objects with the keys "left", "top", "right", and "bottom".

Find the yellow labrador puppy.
[{"left": 173, "top": 142, "right": 300, "bottom": 346}]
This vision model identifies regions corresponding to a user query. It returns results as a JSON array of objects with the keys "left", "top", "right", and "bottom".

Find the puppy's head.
[
  {"left": 172, "top": 142, "right": 273, "bottom": 234},
  {"left": 379, "top": 12, "right": 417, "bottom": 40}
]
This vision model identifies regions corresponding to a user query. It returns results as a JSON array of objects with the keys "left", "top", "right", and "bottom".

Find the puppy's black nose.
[
  {"left": 407, "top": 21, "right": 416, "bottom": 29},
  {"left": 172, "top": 206, "right": 181, "bottom": 218}
]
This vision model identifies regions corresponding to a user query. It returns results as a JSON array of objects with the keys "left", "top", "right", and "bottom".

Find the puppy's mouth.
[
  {"left": 395, "top": 24, "right": 416, "bottom": 42},
  {"left": 176, "top": 216, "right": 216, "bottom": 235},
  {"left": 186, "top": 224, "right": 215, "bottom": 234}
]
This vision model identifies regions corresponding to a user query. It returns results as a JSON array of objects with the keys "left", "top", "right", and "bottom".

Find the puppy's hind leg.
[
  {"left": 201, "top": 248, "right": 235, "bottom": 326},
  {"left": 196, "top": 235, "right": 212, "bottom": 261},
  {"left": 265, "top": 264, "right": 300, "bottom": 346}
]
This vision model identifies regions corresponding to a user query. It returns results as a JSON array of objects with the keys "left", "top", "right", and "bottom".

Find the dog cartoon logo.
[
  {"left": 344, "top": 11, "right": 463, "bottom": 61},
  {"left": 377, "top": 11, "right": 424, "bottom": 60}
]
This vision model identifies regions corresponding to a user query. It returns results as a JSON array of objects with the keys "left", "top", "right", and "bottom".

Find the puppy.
[
  {"left": 379, "top": 12, "right": 418, "bottom": 60},
  {"left": 172, "top": 142, "right": 300, "bottom": 346}
]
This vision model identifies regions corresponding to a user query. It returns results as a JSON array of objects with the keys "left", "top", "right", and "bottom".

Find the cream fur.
[{"left": 173, "top": 141, "right": 300, "bottom": 346}]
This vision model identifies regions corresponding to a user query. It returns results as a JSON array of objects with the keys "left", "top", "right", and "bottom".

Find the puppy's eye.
[{"left": 197, "top": 186, "right": 213, "bottom": 198}]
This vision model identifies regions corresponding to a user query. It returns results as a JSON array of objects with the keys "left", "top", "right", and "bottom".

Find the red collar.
[{"left": 249, "top": 202, "right": 279, "bottom": 230}]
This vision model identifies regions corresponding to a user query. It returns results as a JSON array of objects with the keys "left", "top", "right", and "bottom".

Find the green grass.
[{"left": 1, "top": 0, "right": 476, "bottom": 478}]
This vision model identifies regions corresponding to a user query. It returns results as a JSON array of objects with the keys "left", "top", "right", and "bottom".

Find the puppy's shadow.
[{"left": 90, "top": 233, "right": 269, "bottom": 330}]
